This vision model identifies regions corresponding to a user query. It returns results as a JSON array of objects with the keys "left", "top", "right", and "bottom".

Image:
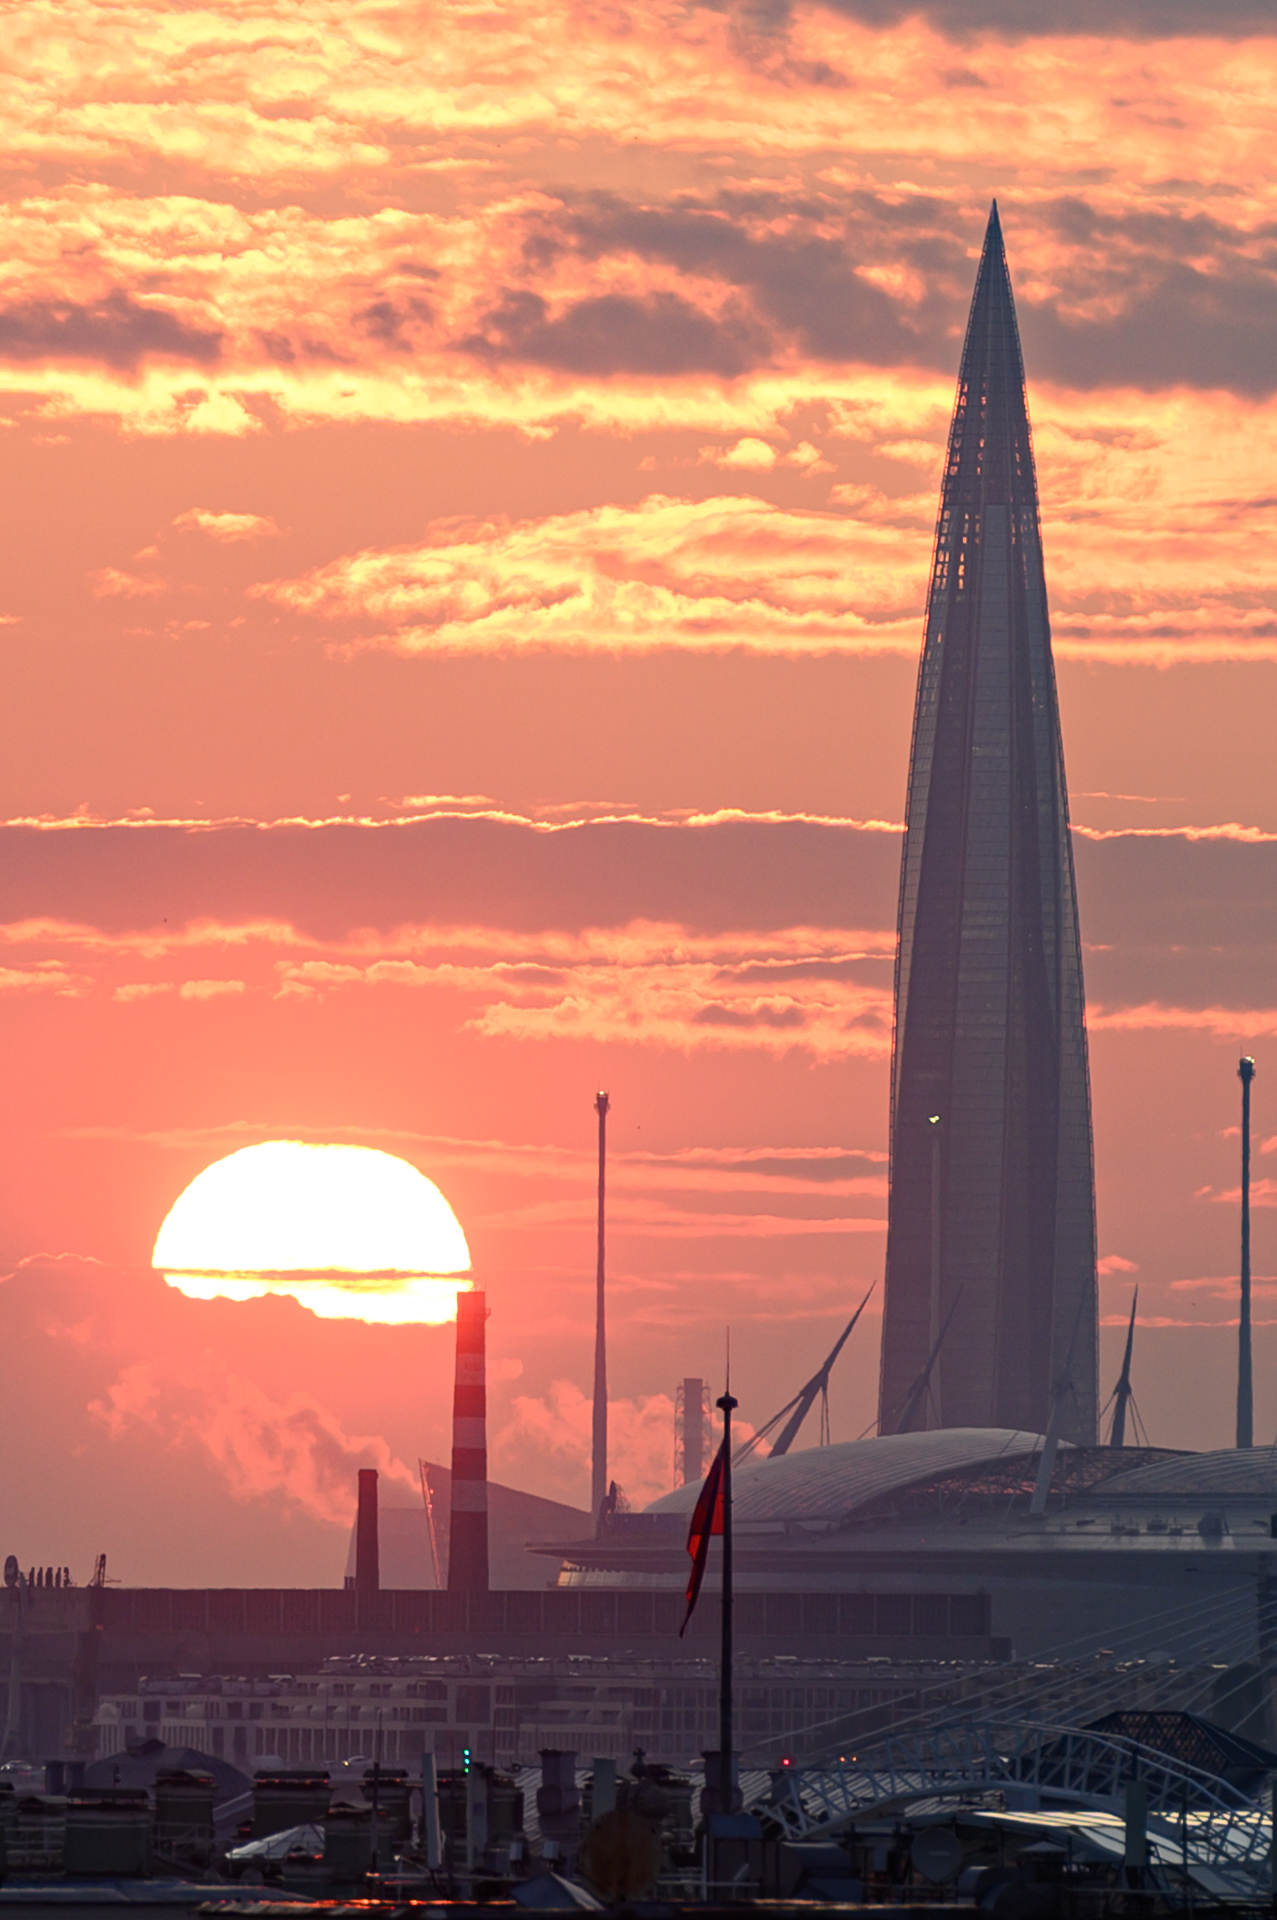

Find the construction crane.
[{"left": 735, "top": 1284, "right": 875, "bottom": 1464}]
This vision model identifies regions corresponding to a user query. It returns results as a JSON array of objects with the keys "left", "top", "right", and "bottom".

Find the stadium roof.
[
  {"left": 644, "top": 1428, "right": 1051, "bottom": 1524},
  {"left": 1095, "top": 1448, "right": 1277, "bottom": 1500},
  {"left": 638, "top": 1430, "right": 1277, "bottom": 1532}
]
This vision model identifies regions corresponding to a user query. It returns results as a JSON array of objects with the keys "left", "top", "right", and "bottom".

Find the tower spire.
[{"left": 879, "top": 204, "right": 1098, "bottom": 1442}]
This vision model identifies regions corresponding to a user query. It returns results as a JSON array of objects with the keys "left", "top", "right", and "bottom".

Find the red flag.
[{"left": 679, "top": 1435, "right": 727, "bottom": 1637}]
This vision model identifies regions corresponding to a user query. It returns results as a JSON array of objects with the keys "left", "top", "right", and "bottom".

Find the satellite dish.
[
  {"left": 3, "top": 1556, "right": 17, "bottom": 1588},
  {"left": 911, "top": 1827, "right": 963, "bottom": 1883}
]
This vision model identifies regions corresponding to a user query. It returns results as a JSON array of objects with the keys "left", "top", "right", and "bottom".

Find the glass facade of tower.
[{"left": 878, "top": 206, "right": 1098, "bottom": 1444}]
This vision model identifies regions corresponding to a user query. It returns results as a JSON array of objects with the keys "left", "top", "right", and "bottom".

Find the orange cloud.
[
  {"left": 492, "top": 1380, "right": 675, "bottom": 1510},
  {"left": 698, "top": 438, "right": 831, "bottom": 473},
  {"left": 177, "top": 978, "right": 247, "bottom": 1000},
  {"left": 0, "top": 963, "right": 87, "bottom": 995},
  {"left": 1203, "top": 1181, "right": 1277, "bottom": 1207},
  {"left": 242, "top": 392, "right": 1277, "bottom": 661},
  {"left": 173, "top": 507, "right": 281, "bottom": 540},
  {"left": 90, "top": 1355, "right": 418, "bottom": 1524},
  {"left": 89, "top": 567, "right": 165, "bottom": 598},
  {"left": 257, "top": 493, "right": 927, "bottom": 657},
  {"left": 492, "top": 1379, "right": 758, "bottom": 1510},
  {"left": 273, "top": 920, "right": 895, "bottom": 1061},
  {"left": 1077, "top": 823, "right": 1277, "bottom": 842},
  {"left": 3, "top": 4, "right": 1275, "bottom": 195},
  {"left": 1089, "top": 1003, "right": 1277, "bottom": 1038}
]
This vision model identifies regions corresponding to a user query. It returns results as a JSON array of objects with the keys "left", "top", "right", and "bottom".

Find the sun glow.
[{"left": 153, "top": 1141, "right": 472, "bottom": 1325}]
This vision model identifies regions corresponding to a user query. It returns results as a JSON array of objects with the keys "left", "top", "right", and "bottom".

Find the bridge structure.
[{"left": 759, "top": 1721, "right": 1275, "bottom": 1898}]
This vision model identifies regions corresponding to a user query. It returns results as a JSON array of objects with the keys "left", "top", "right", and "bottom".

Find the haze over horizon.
[{"left": 2, "top": 0, "right": 1277, "bottom": 1586}]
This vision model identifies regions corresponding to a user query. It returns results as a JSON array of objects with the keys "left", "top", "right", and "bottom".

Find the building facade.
[
  {"left": 90, "top": 1653, "right": 975, "bottom": 1772},
  {"left": 879, "top": 203, "right": 1098, "bottom": 1441}
]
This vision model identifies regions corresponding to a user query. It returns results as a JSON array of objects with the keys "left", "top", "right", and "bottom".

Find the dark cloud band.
[
  {"left": 811, "top": 0, "right": 1277, "bottom": 38},
  {"left": 0, "top": 291, "right": 221, "bottom": 370},
  {"left": 5, "top": 818, "right": 1277, "bottom": 985}
]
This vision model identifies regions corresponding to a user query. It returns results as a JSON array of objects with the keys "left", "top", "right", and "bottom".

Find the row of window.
[
  {"left": 137, "top": 1678, "right": 451, "bottom": 1704},
  {"left": 101, "top": 1588, "right": 993, "bottom": 1638},
  {"left": 140, "top": 1701, "right": 450, "bottom": 1724},
  {"left": 124, "top": 1679, "right": 898, "bottom": 1730},
  {"left": 106, "top": 1702, "right": 871, "bottom": 1769}
]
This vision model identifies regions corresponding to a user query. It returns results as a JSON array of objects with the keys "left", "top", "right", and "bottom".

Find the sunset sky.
[{"left": 5, "top": 0, "right": 1277, "bottom": 1585}]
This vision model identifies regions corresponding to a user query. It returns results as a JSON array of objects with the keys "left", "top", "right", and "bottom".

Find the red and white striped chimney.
[{"left": 447, "top": 1289, "right": 489, "bottom": 1592}]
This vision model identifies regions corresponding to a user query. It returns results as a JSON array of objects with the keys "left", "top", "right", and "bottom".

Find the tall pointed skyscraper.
[{"left": 878, "top": 205, "right": 1097, "bottom": 1444}]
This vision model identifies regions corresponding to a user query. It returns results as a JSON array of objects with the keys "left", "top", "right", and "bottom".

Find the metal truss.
[{"left": 754, "top": 1720, "right": 1272, "bottom": 1895}]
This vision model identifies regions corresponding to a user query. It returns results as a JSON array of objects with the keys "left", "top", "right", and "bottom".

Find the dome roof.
[
  {"left": 1095, "top": 1447, "right": 1277, "bottom": 1500},
  {"left": 644, "top": 1427, "right": 1049, "bottom": 1524}
]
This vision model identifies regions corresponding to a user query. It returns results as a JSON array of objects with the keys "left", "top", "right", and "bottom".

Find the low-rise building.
[{"left": 92, "top": 1644, "right": 1221, "bottom": 1774}]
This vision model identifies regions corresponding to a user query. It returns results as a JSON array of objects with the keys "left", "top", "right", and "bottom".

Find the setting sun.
[{"left": 153, "top": 1141, "right": 472, "bottom": 1325}]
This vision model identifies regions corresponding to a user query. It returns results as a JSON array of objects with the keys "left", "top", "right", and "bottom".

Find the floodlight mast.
[
  {"left": 1238, "top": 1057, "right": 1256, "bottom": 1451},
  {"left": 592, "top": 1091, "right": 610, "bottom": 1520}
]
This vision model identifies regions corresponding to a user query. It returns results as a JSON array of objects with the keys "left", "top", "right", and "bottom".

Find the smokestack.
[
  {"left": 355, "top": 1468, "right": 380, "bottom": 1594},
  {"left": 592, "top": 1092, "right": 610, "bottom": 1521},
  {"left": 676, "top": 1378, "right": 707, "bottom": 1485},
  {"left": 448, "top": 1290, "right": 489, "bottom": 1591}
]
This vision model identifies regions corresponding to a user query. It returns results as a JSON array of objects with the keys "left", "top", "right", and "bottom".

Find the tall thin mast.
[
  {"left": 928, "top": 1114, "right": 942, "bottom": 1428},
  {"left": 1238, "top": 1057, "right": 1256, "bottom": 1450},
  {"left": 592, "top": 1091, "right": 610, "bottom": 1518}
]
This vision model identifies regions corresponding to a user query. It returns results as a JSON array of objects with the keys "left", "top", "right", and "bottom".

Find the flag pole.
[{"left": 716, "top": 1383, "right": 737, "bottom": 1805}]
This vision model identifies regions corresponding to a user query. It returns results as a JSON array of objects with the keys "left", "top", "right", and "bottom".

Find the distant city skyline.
[{"left": 0, "top": 0, "right": 1275, "bottom": 1581}]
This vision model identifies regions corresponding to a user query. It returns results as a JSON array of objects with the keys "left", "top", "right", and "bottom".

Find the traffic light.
[{"left": 462, "top": 1745, "right": 472, "bottom": 1775}]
